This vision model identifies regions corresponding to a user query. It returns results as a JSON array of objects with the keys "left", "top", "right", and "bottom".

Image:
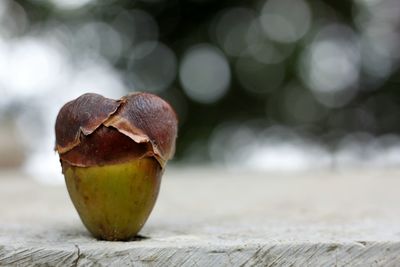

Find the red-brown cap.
[{"left": 55, "top": 92, "right": 178, "bottom": 168}]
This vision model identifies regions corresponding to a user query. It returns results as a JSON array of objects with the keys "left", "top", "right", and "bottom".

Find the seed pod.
[{"left": 55, "top": 92, "right": 178, "bottom": 241}]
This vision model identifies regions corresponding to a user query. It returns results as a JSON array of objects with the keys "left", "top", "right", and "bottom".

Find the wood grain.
[{"left": 1, "top": 168, "right": 400, "bottom": 266}]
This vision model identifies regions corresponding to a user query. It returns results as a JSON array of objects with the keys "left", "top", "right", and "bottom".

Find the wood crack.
[{"left": 73, "top": 244, "right": 81, "bottom": 267}]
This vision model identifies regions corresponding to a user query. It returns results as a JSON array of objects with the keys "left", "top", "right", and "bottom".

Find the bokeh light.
[
  {"left": 214, "top": 7, "right": 256, "bottom": 57},
  {"left": 0, "top": 0, "right": 27, "bottom": 37},
  {"left": 113, "top": 9, "right": 159, "bottom": 52},
  {"left": 299, "top": 24, "right": 360, "bottom": 107},
  {"left": 75, "top": 22, "right": 123, "bottom": 63},
  {"left": 179, "top": 44, "right": 231, "bottom": 104},
  {"left": 127, "top": 42, "right": 177, "bottom": 93},
  {"left": 47, "top": 0, "right": 96, "bottom": 10},
  {"left": 260, "top": 0, "right": 311, "bottom": 43},
  {"left": 3, "top": 38, "right": 66, "bottom": 97}
]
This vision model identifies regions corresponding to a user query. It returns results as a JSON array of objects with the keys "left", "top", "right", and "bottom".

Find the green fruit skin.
[{"left": 63, "top": 158, "right": 162, "bottom": 241}]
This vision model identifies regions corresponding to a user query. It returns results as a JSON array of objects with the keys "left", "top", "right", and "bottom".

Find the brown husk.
[{"left": 55, "top": 92, "right": 178, "bottom": 168}]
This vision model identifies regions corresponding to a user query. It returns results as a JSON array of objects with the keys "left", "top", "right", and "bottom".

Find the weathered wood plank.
[
  {"left": 0, "top": 169, "right": 400, "bottom": 266},
  {"left": 1, "top": 229, "right": 400, "bottom": 266}
]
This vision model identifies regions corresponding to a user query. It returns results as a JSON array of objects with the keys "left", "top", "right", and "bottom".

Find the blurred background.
[{"left": 0, "top": 0, "right": 400, "bottom": 183}]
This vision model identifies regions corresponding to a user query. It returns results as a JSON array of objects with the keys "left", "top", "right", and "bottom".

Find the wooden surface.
[{"left": 1, "top": 168, "right": 400, "bottom": 266}]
